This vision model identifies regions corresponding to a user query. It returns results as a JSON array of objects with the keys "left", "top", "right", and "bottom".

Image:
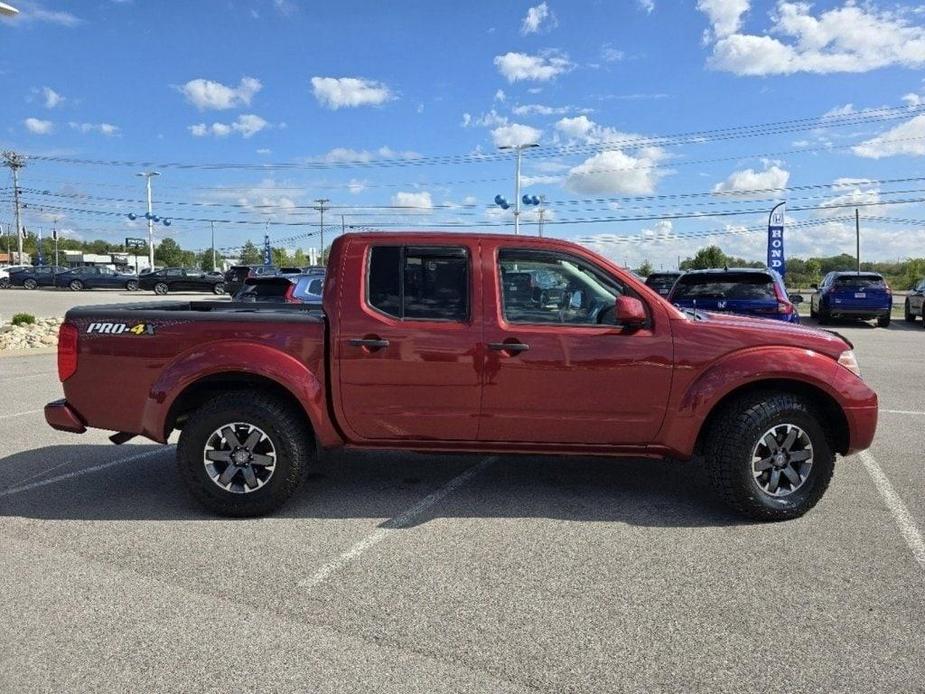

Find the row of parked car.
[
  {"left": 644, "top": 267, "right": 922, "bottom": 328},
  {"left": 0, "top": 263, "right": 326, "bottom": 303}
]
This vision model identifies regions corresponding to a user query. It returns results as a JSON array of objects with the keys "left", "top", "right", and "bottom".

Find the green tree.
[
  {"left": 198, "top": 250, "right": 225, "bottom": 272},
  {"left": 154, "top": 237, "right": 187, "bottom": 267},
  {"left": 681, "top": 245, "right": 728, "bottom": 270},
  {"left": 271, "top": 247, "right": 291, "bottom": 267},
  {"left": 637, "top": 259, "right": 654, "bottom": 277},
  {"left": 293, "top": 248, "right": 306, "bottom": 267},
  {"left": 240, "top": 240, "right": 261, "bottom": 265}
]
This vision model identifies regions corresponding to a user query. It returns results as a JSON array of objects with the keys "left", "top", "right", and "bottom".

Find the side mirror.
[
  {"left": 810, "top": 283, "right": 818, "bottom": 290},
  {"left": 615, "top": 295, "right": 646, "bottom": 327},
  {"left": 788, "top": 293, "right": 804, "bottom": 305}
]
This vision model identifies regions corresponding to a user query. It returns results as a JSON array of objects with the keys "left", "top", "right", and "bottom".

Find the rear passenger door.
[{"left": 334, "top": 242, "right": 483, "bottom": 441}]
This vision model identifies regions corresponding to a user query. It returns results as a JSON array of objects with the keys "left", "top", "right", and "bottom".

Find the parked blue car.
[
  {"left": 53, "top": 266, "right": 139, "bottom": 291},
  {"left": 810, "top": 271, "right": 892, "bottom": 327},
  {"left": 668, "top": 268, "right": 801, "bottom": 323}
]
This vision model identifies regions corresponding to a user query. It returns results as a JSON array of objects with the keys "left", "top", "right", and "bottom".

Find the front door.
[
  {"left": 335, "top": 241, "right": 484, "bottom": 441},
  {"left": 479, "top": 245, "right": 673, "bottom": 445}
]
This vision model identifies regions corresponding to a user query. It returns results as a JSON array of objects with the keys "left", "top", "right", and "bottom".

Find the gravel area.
[{"left": 0, "top": 316, "right": 62, "bottom": 351}]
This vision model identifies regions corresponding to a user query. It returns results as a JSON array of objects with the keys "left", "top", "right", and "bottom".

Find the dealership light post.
[
  {"left": 126, "top": 172, "right": 171, "bottom": 271},
  {"left": 498, "top": 142, "right": 538, "bottom": 235},
  {"left": 0, "top": 3, "right": 20, "bottom": 17}
]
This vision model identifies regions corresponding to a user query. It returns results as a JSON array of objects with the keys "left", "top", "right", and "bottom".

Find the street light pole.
[
  {"left": 137, "top": 171, "right": 160, "bottom": 269},
  {"left": 3, "top": 151, "right": 25, "bottom": 263},
  {"left": 210, "top": 220, "right": 217, "bottom": 271},
  {"left": 314, "top": 198, "right": 329, "bottom": 264},
  {"left": 499, "top": 143, "right": 538, "bottom": 235}
]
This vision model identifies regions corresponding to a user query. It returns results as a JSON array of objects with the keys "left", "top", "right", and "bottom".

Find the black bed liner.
[{"left": 65, "top": 300, "right": 324, "bottom": 323}]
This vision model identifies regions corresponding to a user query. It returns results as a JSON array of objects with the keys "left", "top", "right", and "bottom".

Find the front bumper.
[{"left": 44, "top": 399, "right": 87, "bottom": 434}]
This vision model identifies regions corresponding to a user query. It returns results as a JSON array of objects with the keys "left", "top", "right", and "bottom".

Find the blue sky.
[{"left": 2, "top": 0, "right": 925, "bottom": 268}]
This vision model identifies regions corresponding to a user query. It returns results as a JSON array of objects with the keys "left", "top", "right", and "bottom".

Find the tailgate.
[{"left": 830, "top": 287, "right": 891, "bottom": 310}]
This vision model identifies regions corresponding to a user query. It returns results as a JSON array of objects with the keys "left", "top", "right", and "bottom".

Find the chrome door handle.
[
  {"left": 488, "top": 342, "right": 529, "bottom": 353},
  {"left": 349, "top": 338, "right": 390, "bottom": 349}
]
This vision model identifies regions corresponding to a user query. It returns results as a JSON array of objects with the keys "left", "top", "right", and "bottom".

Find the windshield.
[
  {"left": 672, "top": 273, "right": 776, "bottom": 300},
  {"left": 646, "top": 274, "right": 680, "bottom": 294}
]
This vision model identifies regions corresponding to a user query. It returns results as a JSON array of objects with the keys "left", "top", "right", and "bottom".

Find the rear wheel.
[
  {"left": 23, "top": 278, "right": 37, "bottom": 290},
  {"left": 68, "top": 279, "right": 83, "bottom": 291},
  {"left": 177, "top": 391, "right": 312, "bottom": 517},
  {"left": 213, "top": 282, "right": 225, "bottom": 295},
  {"left": 126, "top": 280, "right": 139, "bottom": 291},
  {"left": 154, "top": 282, "right": 168, "bottom": 295},
  {"left": 703, "top": 391, "right": 835, "bottom": 522},
  {"left": 877, "top": 314, "right": 891, "bottom": 328},
  {"left": 817, "top": 304, "right": 830, "bottom": 325},
  {"left": 905, "top": 300, "right": 916, "bottom": 322},
  {"left": 0, "top": 278, "right": 8, "bottom": 289}
]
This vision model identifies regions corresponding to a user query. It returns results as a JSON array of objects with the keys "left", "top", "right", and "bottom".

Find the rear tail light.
[
  {"left": 58, "top": 322, "right": 78, "bottom": 381},
  {"left": 777, "top": 300, "right": 794, "bottom": 314},
  {"left": 283, "top": 283, "right": 297, "bottom": 303}
]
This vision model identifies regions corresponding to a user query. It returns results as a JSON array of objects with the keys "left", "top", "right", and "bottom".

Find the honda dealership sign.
[{"left": 767, "top": 202, "right": 785, "bottom": 277}]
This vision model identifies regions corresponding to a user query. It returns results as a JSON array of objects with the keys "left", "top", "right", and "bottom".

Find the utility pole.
[
  {"left": 3, "top": 151, "right": 26, "bottom": 264},
  {"left": 210, "top": 220, "right": 217, "bottom": 271},
  {"left": 341, "top": 214, "right": 345, "bottom": 235},
  {"left": 536, "top": 195, "right": 546, "bottom": 237},
  {"left": 52, "top": 217, "right": 59, "bottom": 267},
  {"left": 855, "top": 208, "right": 860, "bottom": 275},
  {"left": 137, "top": 171, "right": 160, "bottom": 269},
  {"left": 498, "top": 143, "right": 538, "bottom": 235},
  {"left": 314, "top": 198, "right": 329, "bottom": 264}
]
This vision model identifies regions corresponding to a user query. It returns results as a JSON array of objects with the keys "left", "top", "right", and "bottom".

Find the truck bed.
[{"left": 66, "top": 300, "right": 324, "bottom": 322}]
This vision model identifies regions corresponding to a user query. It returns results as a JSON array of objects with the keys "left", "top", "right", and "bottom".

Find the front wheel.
[
  {"left": 904, "top": 300, "right": 916, "bottom": 322},
  {"left": 23, "top": 278, "right": 38, "bottom": 290},
  {"left": 703, "top": 391, "right": 835, "bottom": 522},
  {"left": 213, "top": 282, "right": 225, "bottom": 295},
  {"left": 176, "top": 391, "right": 313, "bottom": 517},
  {"left": 126, "top": 280, "right": 139, "bottom": 292},
  {"left": 68, "top": 279, "right": 83, "bottom": 291},
  {"left": 877, "top": 314, "right": 891, "bottom": 328},
  {"left": 153, "top": 282, "right": 168, "bottom": 295}
]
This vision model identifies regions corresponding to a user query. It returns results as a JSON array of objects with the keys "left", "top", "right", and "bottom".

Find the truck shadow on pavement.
[{"left": 0, "top": 444, "right": 743, "bottom": 527}]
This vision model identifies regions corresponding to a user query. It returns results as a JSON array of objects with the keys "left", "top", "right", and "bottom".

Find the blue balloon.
[
  {"left": 152, "top": 215, "right": 160, "bottom": 223},
  {"left": 522, "top": 194, "right": 532, "bottom": 205},
  {"left": 531, "top": 195, "right": 540, "bottom": 206},
  {"left": 127, "top": 212, "right": 137, "bottom": 221},
  {"left": 500, "top": 201, "right": 510, "bottom": 210},
  {"left": 494, "top": 194, "right": 504, "bottom": 206},
  {"left": 162, "top": 218, "right": 171, "bottom": 227},
  {"left": 144, "top": 212, "right": 153, "bottom": 220}
]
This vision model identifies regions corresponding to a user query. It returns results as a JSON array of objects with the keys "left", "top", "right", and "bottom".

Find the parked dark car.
[
  {"left": 223, "top": 265, "right": 280, "bottom": 295},
  {"left": 903, "top": 278, "right": 925, "bottom": 325},
  {"left": 810, "top": 272, "right": 892, "bottom": 327},
  {"left": 54, "top": 266, "right": 139, "bottom": 291},
  {"left": 138, "top": 267, "right": 226, "bottom": 295},
  {"left": 644, "top": 271, "right": 683, "bottom": 297},
  {"left": 668, "top": 268, "right": 801, "bottom": 323},
  {"left": 233, "top": 273, "right": 324, "bottom": 304},
  {"left": 9, "top": 265, "right": 68, "bottom": 289}
]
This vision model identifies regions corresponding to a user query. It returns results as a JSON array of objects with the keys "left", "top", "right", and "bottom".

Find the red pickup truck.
[{"left": 45, "top": 232, "right": 878, "bottom": 521}]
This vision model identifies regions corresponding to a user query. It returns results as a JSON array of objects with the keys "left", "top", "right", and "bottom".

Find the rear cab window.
[
  {"left": 367, "top": 245, "right": 469, "bottom": 321},
  {"left": 833, "top": 274, "right": 885, "bottom": 289},
  {"left": 672, "top": 272, "right": 776, "bottom": 300}
]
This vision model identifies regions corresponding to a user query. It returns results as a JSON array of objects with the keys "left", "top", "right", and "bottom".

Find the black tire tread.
[
  {"left": 703, "top": 391, "right": 835, "bottom": 522},
  {"left": 177, "top": 390, "right": 312, "bottom": 517}
]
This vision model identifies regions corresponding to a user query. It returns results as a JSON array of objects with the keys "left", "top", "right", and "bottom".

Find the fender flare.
[
  {"left": 659, "top": 346, "right": 842, "bottom": 458},
  {"left": 140, "top": 339, "right": 339, "bottom": 446}
]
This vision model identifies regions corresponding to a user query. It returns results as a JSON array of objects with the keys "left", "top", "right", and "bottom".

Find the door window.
[
  {"left": 367, "top": 246, "right": 469, "bottom": 321},
  {"left": 497, "top": 249, "right": 624, "bottom": 325}
]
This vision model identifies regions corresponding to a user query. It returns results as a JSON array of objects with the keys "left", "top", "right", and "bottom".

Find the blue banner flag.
[
  {"left": 263, "top": 234, "right": 271, "bottom": 266},
  {"left": 767, "top": 203, "right": 785, "bottom": 276}
]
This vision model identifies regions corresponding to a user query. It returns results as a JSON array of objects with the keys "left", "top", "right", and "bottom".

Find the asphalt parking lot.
[{"left": 1, "top": 316, "right": 923, "bottom": 692}]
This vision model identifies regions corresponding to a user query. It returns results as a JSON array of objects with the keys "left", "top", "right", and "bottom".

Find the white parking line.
[
  {"left": 0, "top": 409, "right": 43, "bottom": 421},
  {"left": 298, "top": 455, "right": 498, "bottom": 590},
  {"left": 859, "top": 450, "right": 925, "bottom": 572},
  {"left": 881, "top": 409, "right": 925, "bottom": 416},
  {"left": 0, "top": 446, "right": 172, "bottom": 498}
]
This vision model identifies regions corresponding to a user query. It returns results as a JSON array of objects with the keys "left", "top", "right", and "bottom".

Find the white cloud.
[
  {"left": 310, "top": 76, "right": 392, "bottom": 109},
  {"left": 564, "top": 150, "right": 666, "bottom": 195},
  {"left": 188, "top": 114, "right": 268, "bottom": 138},
  {"left": 178, "top": 76, "right": 262, "bottom": 110},
  {"left": 348, "top": 179, "right": 367, "bottom": 194},
  {"left": 600, "top": 43, "right": 624, "bottom": 62},
  {"left": 902, "top": 92, "right": 923, "bottom": 107},
  {"left": 555, "top": 115, "right": 649, "bottom": 147},
  {"left": 491, "top": 123, "right": 543, "bottom": 147},
  {"left": 256, "top": 148, "right": 272, "bottom": 155},
  {"left": 3, "top": 3, "right": 81, "bottom": 26},
  {"left": 68, "top": 122, "right": 121, "bottom": 136},
  {"left": 494, "top": 51, "right": 573, "bottom": 82},
  {"left": 495, "top": 89, "right": 506, "bottom": 102},
  {"left": 852, "top": 114, "right": 925, "bottom": 158},
  {"left": 637, "top": 0, "right": 654, "bottom": 14},
  {"left": 521, "top": 2, "right": 557, "bottom": 35},
  {"left": 817, "top": 180, "right": 880, "bottom": 216},
  {"left": 703, "top": 1, "right": 925, "bottom": 76},
  {"left": 41, "top": 87, "right": 64, "bottom": 109},
  {"left": 823, "top": 103, "right": 855, "bottom": 118},
  {"left": 712, "top": 163, "right": 790, "bottom": 197},
  {"left": 512, "top": 103, "right": 575, "bottom": 116},
  {"left": 697, "top": 0, "right": 749, "bottom": 39},
  {"left": 391, "top": 191, "right": 433, "bottom": 210},
  {"left": 24, "top": 117, "right": 53, "bottom": 135}
]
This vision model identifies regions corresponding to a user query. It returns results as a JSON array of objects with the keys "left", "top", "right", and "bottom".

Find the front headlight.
[{"left": 837, "top": 350, "right": 861, "bottom": 377}]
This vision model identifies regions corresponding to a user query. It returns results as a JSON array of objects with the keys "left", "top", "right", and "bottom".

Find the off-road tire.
[
  {"left": 177, "top": 391, "right": 313, "bottom": 517},
  {"left": 703, "top": 391, "right": 835, "bottom": 522}
]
